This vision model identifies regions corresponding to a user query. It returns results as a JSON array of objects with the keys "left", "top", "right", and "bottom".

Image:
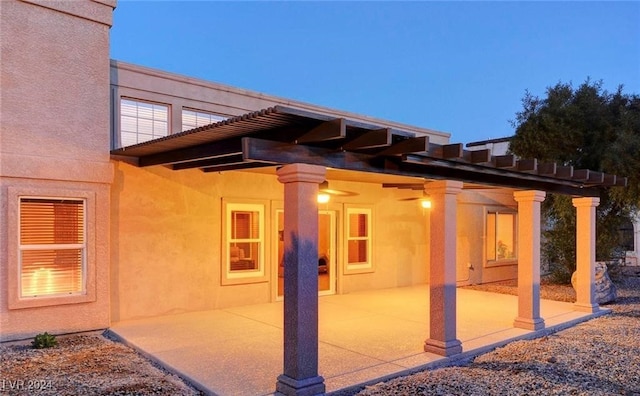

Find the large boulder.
[{"left": 571, "top": 262, "right": 617, "bottom": 304}]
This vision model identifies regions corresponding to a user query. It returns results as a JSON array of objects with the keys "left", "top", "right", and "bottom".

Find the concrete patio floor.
[{"left": 108, "top": 286, "right": 608, "bottom": 396}]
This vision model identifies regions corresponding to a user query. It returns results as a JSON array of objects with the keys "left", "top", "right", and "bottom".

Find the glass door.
[{"left": 276, "top": 210, "right": 336, "bottom": 298}]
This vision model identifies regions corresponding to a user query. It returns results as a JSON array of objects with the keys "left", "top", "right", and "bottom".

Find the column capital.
[
  {"left": 513, "top": 190, "right": 546, "bottom": 203},
  {"left": 424, "top": 180, "right": 464, "bottom": 195},
  {"left": 277, "top": 164, "right": 326, "bottom": 184},
  {"left": 572, "top": 196, "right": 600, "bottom": 208}
]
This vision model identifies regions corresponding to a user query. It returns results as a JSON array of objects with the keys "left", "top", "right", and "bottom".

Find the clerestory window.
[
  {"left": 120, "top": 98, "right": 169, "bottom": 147},
  {"left": 182, "top": 109, "right": 226, "bottom": 131}
]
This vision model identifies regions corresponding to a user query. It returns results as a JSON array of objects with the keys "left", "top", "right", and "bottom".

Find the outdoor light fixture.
[
  {"left": 317, "top": 193, "right": 331, "bottom": 204},
  {"left": 420, "top": 199, "right": 432, "bottom": 209}
]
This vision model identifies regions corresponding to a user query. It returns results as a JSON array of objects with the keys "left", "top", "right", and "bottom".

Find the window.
[
  {"left": 120, "top": 98, "right": 169, "bottom": 146},
  {"left": 223, "top": 202, "right": 266, "bottom": 284},
  {"left": 182, "top": 109, "right": 226, "bottom": 131},
  {"left": 19, "top": 198, "right": 86, "bottom": 298},
  {"left": 345, "top": 207, "right": 373, "bottom": 272},
  {"left": 487, "top": 212, "right": 517, "bottom": 263}
]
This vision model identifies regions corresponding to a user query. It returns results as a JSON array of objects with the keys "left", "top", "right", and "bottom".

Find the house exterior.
[
  {"left": 468, "top": 137, "right": 640, "bottom": 268},
  {"left": 1, "top": 2, "right": 623, "bottom": 395}
]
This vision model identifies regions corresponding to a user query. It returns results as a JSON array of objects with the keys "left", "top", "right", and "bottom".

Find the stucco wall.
[
  {"left": 458, "top": 189, "right": 519, "bottom": 285},
  {"left": 110, "top": 162, "right": 436, "bottom": 321},
  {"left": 110, "top": 61, "right": 451, "bottom": 150},
  {"left": 0, "top": 0, "right": 115, "bottom": 341}
]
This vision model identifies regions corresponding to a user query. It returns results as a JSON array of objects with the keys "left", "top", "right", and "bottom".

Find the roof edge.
[{"left": 109, "top": 59, "right": 451, "bottom": 142}]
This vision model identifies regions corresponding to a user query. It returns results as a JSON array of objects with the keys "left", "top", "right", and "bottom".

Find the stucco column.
[
  {"left": 275, "top": 163, "right": 326, "bottom": 396},
  {"left": 424, "top": 180, "right": 463, "bottom": 356},
  {"left": 513, "top": 190, "right": 546, "bottom": 330},
  {"left": 572, "top": 197, "right": 600, "bottom": 313}
]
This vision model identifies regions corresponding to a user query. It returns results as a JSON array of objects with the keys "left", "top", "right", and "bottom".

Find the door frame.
[{"left": 271, "top": 203, "right": 339, "bottom": 301}]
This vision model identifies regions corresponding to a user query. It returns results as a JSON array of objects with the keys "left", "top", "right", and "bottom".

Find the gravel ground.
[
  {"left": 355, "top": 270, "right": 640, "bottom": 396},
  {"left": 0, "top": 333, "right": 201, "bottom": 395},
  {"left": 1, "top": 271, "right": 638, "bottom": 396},
  {"left": 462, "top": 279, "right": 576, "bottom": 303}
]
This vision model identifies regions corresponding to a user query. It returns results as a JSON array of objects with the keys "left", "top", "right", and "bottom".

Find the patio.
[{"left": 108, "top": 285, "right": 607, "bottom": 396}]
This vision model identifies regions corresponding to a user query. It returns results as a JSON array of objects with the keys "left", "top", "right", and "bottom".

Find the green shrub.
[{"left": 32, "top": 332, "right": 58, "bottom": 349}]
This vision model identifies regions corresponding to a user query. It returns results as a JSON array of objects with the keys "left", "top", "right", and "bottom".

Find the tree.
[{"left": 510, "top": 80, "right": 640, "bottom": 282}]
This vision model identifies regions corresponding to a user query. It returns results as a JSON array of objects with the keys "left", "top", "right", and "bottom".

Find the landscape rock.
[{"left": 571, "top": 261, "right": 617, "bottom": 304}]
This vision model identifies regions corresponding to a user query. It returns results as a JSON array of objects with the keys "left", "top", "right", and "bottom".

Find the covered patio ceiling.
[{"left": 110, "top": 105, "right": 626, "bottom": 196}]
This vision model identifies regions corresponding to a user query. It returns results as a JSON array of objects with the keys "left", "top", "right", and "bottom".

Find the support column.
[
  {"left": 513, "top": 190, "right": 546, "bottom": 330},
  {"left": 424, "top": 180, "right": 463, "bottom": 356},
  {"left": 572, "top": 197, "right": 600, "bottom": 313},
  {"left": 276, "top": 164, "right": 326, "bottom": 396}
]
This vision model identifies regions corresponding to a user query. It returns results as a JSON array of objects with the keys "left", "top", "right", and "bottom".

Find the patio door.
[{"left": 276, "top": 210, "right": 337, "bottom": 298}]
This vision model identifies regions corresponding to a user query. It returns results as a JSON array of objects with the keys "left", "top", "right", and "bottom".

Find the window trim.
[
  {"left": 221, "top": 199, "right": 269, "bottom": 285},
  {"left": 343, "top": 205, "right": 374, "bottom": 274},
  {"left": 8, "top": 187, "right": 97, "bottom": 310},
  {"left": 485, "top": 210, "right": 518, "bottom": 268}
]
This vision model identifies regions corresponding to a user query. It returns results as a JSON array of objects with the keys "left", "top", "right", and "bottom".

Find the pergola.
[{"left": 112, "top": 105, "right": 625, "bottom": 396}]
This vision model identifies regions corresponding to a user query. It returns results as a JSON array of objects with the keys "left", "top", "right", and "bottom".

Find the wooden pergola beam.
[
  {"left": 556, "top": 165, "right": 574, "bottom": 179},
  {"left": 138, "top": 138, "right": 243, "bottom": 167},
  {"left": 538, "top": 162, "right": 557, "bottom": 176},
  {"left": 467, "top": 149, "right": 492, "bottom": 164},
  {"left": 377, "top": 136, "right": 429, "bottom": 156},
  {"left": 442, "top": 143, "right": 464, "bottom": 159},
  {"left": 517, "top": 158, "right": 538, "bottom": 173},
  {"left": 342, "top": 128, "right": 392, "bottom": 150},
  {"left": 295, "top": 118, "right": 346, "bottom": 144},
  {"left": 494, "top": 155, "right": 517, "bottom": 169},
  {"left": 603, "top": 174, "right": 617, "bottom": 186},
  {"left": 201, "top": 161, "right": 271, "bottom": 173},
  {"left": 401, "top": 154, "right": 599, "bottom": 196},
  {"left": 241, "top": 137, "right": 600, "bottom": 196},
  {"left": 381, "top": 183, "right": 423, "bottom": 190},
  {"left": 172, "top": 154, "right": 244, "bottom": 170}
]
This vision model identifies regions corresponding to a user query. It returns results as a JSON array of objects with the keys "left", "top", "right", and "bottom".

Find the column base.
[
  {"left": 424, "top": 338, "right": 462, "bottom": 356},
  {"left": 513, "top": 317, "right": 545, "bottom": 330},
  {"left": 574, "top": 302, "right": 599, "bottom": 313},
  {"left": 276, "top": 374, "right": 325, "bottom": 396}
]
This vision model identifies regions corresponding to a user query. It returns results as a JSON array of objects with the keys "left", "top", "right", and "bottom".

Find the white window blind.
[
  {"left": 19, "top": 198, "right": 86, "bottom": 297},
  {"left": 120, "top": 99, "right": 169, "bottom": 147},
  {"left": 182, "top": 109, "right": 226, "bottom": 131}
]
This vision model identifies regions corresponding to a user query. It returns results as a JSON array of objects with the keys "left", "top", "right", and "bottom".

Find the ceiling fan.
[
  {"left": 317, "top": 181, "right": 358, "bottom": 203},
  {"left": 384, "top": 182, "right": 501, "bottom": 208}
]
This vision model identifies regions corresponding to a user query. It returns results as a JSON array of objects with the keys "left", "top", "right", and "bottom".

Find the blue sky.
[{"left": 110, "top": 1, "right": 640, "bottom": 143}]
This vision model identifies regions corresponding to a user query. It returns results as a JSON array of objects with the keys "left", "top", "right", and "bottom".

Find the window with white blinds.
[
  {"left": 182, "top": 109, "right": 226, "bottom": 131},
  {"left": 19, "top": 198, "right": 86, "bottom": 298},
  {"left": 120, "top": 98, "right": 169, "bottom": 147}
]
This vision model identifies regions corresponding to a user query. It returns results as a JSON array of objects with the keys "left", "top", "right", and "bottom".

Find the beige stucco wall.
[
  {"left": 110, "top": 157, "right": 519, "bottom": 321},
  {"left": 110, "top": 162, "right": 435, "bottom": 321},
  {"left": 458, "top": 189, "right": 519, "bottom": 285},
  {"left": 0, "top": 0, "right": 115, "bottom": 341},
  {"left": 107, "top": 61, "right": 459, "bottom": 322}
]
